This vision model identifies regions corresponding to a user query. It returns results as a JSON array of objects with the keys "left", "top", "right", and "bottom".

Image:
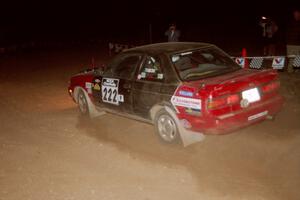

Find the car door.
[
  {"left": 93, "top": 53, "right": 143, "bottom": 113},
  {"left": 132, "top": 55, "right": 166, "bottom": 118}
]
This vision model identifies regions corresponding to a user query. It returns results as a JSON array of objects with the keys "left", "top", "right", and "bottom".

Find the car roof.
[{"left": 124, "top": 42, "right": 215, "bottom": 55}]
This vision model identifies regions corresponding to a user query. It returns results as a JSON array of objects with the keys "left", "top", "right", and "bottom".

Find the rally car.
[{"left": 68, "top": 42, "right": 284, "bottom": 144}]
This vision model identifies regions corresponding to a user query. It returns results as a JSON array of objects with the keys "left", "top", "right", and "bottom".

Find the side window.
[
  {"left": 137, "top": 56, "right": 164, "bottom": 81},
  {"left": 111, "top": 55, "right": 141, "bottom": 79}
]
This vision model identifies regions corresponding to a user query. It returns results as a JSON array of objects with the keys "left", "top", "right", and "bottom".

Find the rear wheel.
[
  {"left": 154, "top": 109, "right": 180, "bottom": 144},
  {"left": 77, "top": 90, "right": 89, "bottom": 116}
]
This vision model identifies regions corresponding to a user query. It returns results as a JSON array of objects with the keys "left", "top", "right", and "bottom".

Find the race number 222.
[
  {"left": 101, "top": 78, "right": 119, "bottom": 105},
  {"left": 102, "top": 87, "right": 118, "bottom": 103}
]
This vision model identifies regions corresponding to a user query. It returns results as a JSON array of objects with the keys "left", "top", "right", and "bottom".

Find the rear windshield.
[{"left": 171, "top": 48, "right": 240, "bottom": 81}]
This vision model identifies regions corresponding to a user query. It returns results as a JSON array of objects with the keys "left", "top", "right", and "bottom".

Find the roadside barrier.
[
  {"left": 107, "top": 43, "right": 300, "bottom": 71},
  {"left": 233, "top": 55, "right": 300, "bottom": 70},
  {"left": 108, "top": 43, "right": 300, "bottom": 71}
]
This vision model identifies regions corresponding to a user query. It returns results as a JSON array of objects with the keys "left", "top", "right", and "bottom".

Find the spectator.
[
  {"left": 259, "top": 16, "right": 279, "bottom": 56},
  {"left": 286, "top": 9, "right": 300, "bottom": 73},
  {"left": 165, "top": 23, "right": 180, "bottom": 42}
]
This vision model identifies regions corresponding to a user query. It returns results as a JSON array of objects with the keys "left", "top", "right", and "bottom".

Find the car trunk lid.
[{"left": 184, "top": 69, "right": 280, "bottom": 116}]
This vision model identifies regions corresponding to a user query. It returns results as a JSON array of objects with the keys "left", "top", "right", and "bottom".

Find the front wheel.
[
  {"left": 77, "top": 90, "right": 89, "bottom": 116},
  {"left": 154, "top": 109, "right": 180, "bottom": 144}
]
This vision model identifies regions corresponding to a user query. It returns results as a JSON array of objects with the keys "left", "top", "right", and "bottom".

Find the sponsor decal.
[
  {"left": 85, "top": 82, "right": 92, "bottom": 88},
  {"left": 171, "top": 96, "right": 201, "bottom": 110},
  {"left": 141, "top": 72, "right": 146, "bottom": 78},
  {"left": 171, "top": 86, "right": 201, "bottom": 112},
  {"left": 118, "top": 94, "right": 124, "bottom": 102},
  {"left": 157, "top": 73, "right": 164, "bottom": 79},
  {"left": 102, "top": 78, "right": 118, "bottom": 87},
  {"left": 272, "top": 57, "right": 285, "bottom": 69},
  {"left": 235, "top": 57, "right": 245, "bottom": 68},
  {"left": 184, "top": 108, "right": 201, "bottom": 116},
  {"left": 145, "top": 68, "right": 156, "bottom": 73},
  {"left": 85, "top": 82, "right": 92, "bottom": 94},
  {"left": 179, "top": 90, "right": 193, "bottom": 97},
  {"left": 93, "top": 83, "right": 101, "bottom": 91}
]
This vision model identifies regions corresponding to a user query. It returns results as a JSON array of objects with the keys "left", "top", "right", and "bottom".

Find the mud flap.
[
  {"left": 165, "top": 106, "right": 205, "bottom": 147},
  {"left": 89, "top": 106, "right": 106, "bottom": 118},
  {"left": 80, "top": 88, "right": 106, "bottom": 118}
]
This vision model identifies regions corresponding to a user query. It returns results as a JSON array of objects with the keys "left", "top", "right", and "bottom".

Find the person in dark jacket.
[
  {"left": 165, "top": 23, "right": 180, "bottom": 42},
  {"left": 286, "top": 9, "right": 300, "bottom": 72},
  {"left": 259, "top": 16, "right": 279, "bottom": 56}
]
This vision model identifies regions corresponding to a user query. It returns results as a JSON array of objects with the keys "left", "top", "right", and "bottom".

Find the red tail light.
[
  {"left": 208, "top": 94, "right": 240, "bottom": 110},
  {"left": 261, "top": 81, "right": 280, "bottom": 94},
  {"left": 227, "top": 94, "right": 240, "bottom": 104},
  {"left": 208, "top": 97, "right": 227, "bottom": 109}
]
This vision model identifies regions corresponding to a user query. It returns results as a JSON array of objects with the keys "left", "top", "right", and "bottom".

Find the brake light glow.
[
  {"left": 227, "top": 94, "right": 240, "bottom": 104},
  {"left": 261, "top": 81, "right": 280, "bottom": 93},
  {"left": 208, "top": 94, "right": 240, "bottom": 110}
]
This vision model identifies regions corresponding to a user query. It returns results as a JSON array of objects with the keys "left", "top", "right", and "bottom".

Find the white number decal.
[{"left": 101, "top": 78, "right": 119, "bottom": 105}]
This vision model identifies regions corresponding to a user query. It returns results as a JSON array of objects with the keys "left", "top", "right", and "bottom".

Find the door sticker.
[
  {"left": 171, "top": 96, "right": 201, "bottom": 110},
  {"left": 141, "top": 72, "right": 146, "bottom": 78},
  {"left": 118, "top": 94, "right": 124, "bottom": 102},
  {"left": 85, "top": 82, "right": 92, "bottom": 94},
  {"left": 157, "top": 73, "right": 164, "bottom": 79},
  {"left": 145, "top": 68, "right": 156, "bottom": 73},
  {"left": 101, "top": 78, "right": 120, "bottom": 105},
  {"left": 171, "top": 86, "right": 202, "bottom": 113},
  {"left": 93, "top": 83, "right": 101, "bottom": 90}
]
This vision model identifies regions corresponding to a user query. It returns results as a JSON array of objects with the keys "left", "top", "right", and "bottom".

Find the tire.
[
  {"left": 154, "top": 109, "right": 180, "bottom": 144},
  {"left": 77, "top": 90, "right": 89, "bottom": 116}
]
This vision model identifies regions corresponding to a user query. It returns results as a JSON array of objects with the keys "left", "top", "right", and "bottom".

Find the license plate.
[
  {"left": 242, "top": 88, "right": 260, "bottom": 103},
  {"left": 248, "top": 111, "right": 268, "bottom": 121}
]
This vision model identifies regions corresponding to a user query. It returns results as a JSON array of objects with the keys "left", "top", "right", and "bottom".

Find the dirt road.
[{"left": 0, "top": 49, "right": 300, "bottom": 200}]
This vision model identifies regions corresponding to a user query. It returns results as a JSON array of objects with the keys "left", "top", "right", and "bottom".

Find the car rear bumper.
[{"left": 187, "top": 95, "right": 284, "bottom": 135}]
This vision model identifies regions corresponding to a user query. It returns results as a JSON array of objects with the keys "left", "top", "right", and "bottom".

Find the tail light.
[
  {"left": 208, "top": 94, "right": 240, "bottom": 110},
  {"left": 261, "top": 81, "right": 280, "bottom": 94}
]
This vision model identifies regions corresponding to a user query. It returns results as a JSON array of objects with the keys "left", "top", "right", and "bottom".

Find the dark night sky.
[{"left": 1, "top": 0, "right": 299, "bottom": 51}]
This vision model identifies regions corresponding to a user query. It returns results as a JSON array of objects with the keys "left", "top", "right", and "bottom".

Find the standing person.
[
  {"left": 259, "top": 16, "right": 279, "bottom": 56},
  {"left": 286, "top": 9, "right": 300, "bottom": 73},
  {"left": 165, "top": 23, "right": 180, "bottom": 42}
]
